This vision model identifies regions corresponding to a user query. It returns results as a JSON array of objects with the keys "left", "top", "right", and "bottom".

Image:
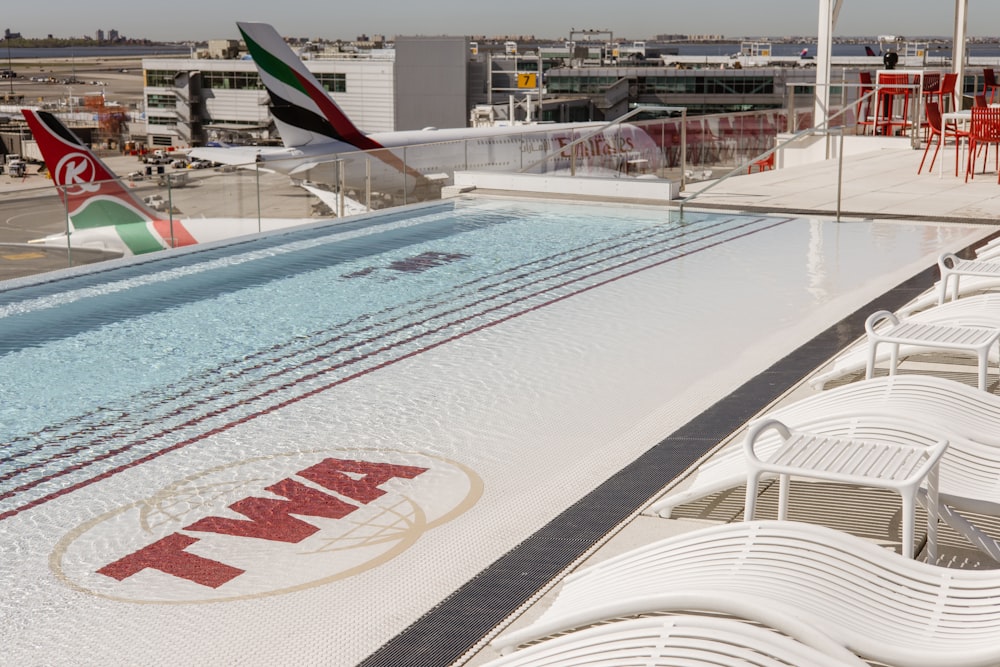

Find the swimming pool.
[
  {"left": 0, "top": 196, "right": 988, "bottom": 665},
  {"left": 0, "top": 199, "right": 812, "bottom": 519}
]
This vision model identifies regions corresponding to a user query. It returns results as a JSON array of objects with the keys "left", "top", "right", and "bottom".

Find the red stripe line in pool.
[
  {"left": 0, "top": 216, "right": 792, "bottom": 521},
  {"left": 2, "top": 213, "right": 749, "bottom": 468},
  {"left": 1, "top": 213, "right": 761, "bottom": 479}
]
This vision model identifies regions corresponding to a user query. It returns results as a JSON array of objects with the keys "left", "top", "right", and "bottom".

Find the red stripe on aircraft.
[{"left": 153, "top": 220, "right": 198, "bottom": 248}]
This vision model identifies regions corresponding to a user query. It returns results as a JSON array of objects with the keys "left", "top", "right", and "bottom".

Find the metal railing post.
[
  {"left": 167, "top": 174, "right": 175, "bottom": 245},
  {"left": 365, "top": 158, "right": 371, "bottom": 212},
  {"left": 680, "top": 108, "right": 687, "bottom": 192},
  {"left": 62, "top": 183, "right": 72, "bottom": 267},
  {"left": 338, "top": 160, "right": 345, "bottom": 218},
  {"left": 836, "top": 128, "right": 844, "bottom": 222},
  {"left": 787, "top": 85, "right": 796, "bottom": 133},
  {"left": 255, "top": 165, "right": 262, "bottom": 234}
]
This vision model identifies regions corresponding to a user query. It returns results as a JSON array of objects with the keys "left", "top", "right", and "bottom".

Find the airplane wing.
[
  {"left": 187, "top": 145, "right": 276, "bottom": 167},
  {"left": 296, "top": 182, "right": 369, "bottom": 217}
]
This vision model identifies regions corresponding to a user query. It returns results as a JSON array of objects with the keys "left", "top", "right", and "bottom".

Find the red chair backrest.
[
  {"left": 985, "top": 68, "right": 997, "bottom": 87},
  {"left": 879, "top": 73, "right": 911, "bottom": 95},
  {"left": 925, "top": 101, "right": 943, "bottom": 133},
  {"left": 970, "top": 107, "right": 1000, "bottom": 142},
  {"left": 940, "top": 72, "right": 959, "bottom": 95}
]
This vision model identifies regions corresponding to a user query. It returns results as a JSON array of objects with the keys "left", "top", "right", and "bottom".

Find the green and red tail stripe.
[{"left": 239, "top": 22, "right": 382, "bottom": 151}]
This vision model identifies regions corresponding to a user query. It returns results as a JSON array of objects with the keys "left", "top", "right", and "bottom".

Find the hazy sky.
[{"left": 4, "top": 1, "right": 998, "bottom": 43}]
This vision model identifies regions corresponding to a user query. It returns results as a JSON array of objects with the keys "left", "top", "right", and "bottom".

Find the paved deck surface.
[{"left": 680, "top": 140, "right": 1000, "bottom": 223}]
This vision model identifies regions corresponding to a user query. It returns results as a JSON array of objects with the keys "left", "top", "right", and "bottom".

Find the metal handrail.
[{"left": 678, "top": 85, "right": 881, "bottom": 219}]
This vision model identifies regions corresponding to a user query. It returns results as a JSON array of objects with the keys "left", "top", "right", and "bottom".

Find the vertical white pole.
[
  {"left": 814, "top": 0, "right": 835, "bottom": 128},
  {"left": 953, "top": 0, "right": 968, "bottom": 83}
]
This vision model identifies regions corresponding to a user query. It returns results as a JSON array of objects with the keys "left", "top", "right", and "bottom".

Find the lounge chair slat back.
[{"left": 492, "top": 521, "right": 1000, "bottom": 667}]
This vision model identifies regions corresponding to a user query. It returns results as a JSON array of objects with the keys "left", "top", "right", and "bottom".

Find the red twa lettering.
[
  {"left": 96, "top": 457, "right": 432, "bottom": 587},
  {"left": 184, "top": 478, "right": 356, "bottom": 542},
  {"left": 97, "top": 532, "right": 244, "bottom": 588},
  {"left": 298, "top": 458, "right": 428, "bottom": 504}
]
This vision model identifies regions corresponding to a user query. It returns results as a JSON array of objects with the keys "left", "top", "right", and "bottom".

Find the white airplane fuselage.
[{"left": 249, "top": 122, "right": 664, "bottom": 199}]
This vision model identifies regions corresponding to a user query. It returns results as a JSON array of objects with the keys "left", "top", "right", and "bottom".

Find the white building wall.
[
  {"left": 309, "top": 56, "right": 396, "bottom": 133},
  {"left": 141, "top": 54, "right": 397, "bottom": 147}
]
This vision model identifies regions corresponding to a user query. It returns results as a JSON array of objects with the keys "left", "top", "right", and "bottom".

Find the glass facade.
[
  {"left": 546, "top": 73, "right": 777, "bottom": 97},
  {"left": 199, "top": 70, "right": 265, "bottom": 90}
]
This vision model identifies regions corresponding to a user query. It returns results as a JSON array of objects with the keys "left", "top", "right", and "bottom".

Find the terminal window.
[{"left": 315, "top": 73, "right": 347, "bottom": 93}]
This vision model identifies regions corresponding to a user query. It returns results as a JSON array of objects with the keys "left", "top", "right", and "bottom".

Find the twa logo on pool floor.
[{"left": 53, "top": 450, "right": 482, "bottom": 602}]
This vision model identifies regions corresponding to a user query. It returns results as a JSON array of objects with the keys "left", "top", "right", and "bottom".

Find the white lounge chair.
[
  {"left": 898, "top": 251, "right": 1000, "bottom": 317},
  {"left": 646, "top": 375, "right": 1000, "bottom": 560},
  {"left": 650, "top": 374, "right": 996, "bottom": 515},
  {"left": 485, "top": 614, "right": 867, "bottom": 666},
  {"left": 810, "top": 297, "right": 1000, "bottom": 389},
  {"left": 863, "top": 309, "right": 1000, "bottom": 390},
  {"left": 491, "top": 520, "right": 1000, "bottom": 667},
  {"left": 938, "top": 252, "right": 1000, "bottom": 305},
  {"left": 742, "top": 417, "right": 949, "bottom": 559}
]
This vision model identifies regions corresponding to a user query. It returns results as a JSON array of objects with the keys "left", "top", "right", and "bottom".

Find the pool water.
[{"left": 0, "top": 198, "right": 806, "bottom": 519}]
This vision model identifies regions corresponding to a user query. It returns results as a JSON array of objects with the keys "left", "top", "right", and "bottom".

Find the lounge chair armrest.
[
  {"left": 743, "top": 418, "right": 791, "bottom": 465},
  {"left": 865, "top": 309, "right": 900, "bottom": 335},
  {"left": 938, "top": 251, "right": 961, "bottom": 271}
]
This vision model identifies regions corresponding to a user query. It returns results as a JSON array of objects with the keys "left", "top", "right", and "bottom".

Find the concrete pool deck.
[{"left": 678, "top": 139, "right": 1000, "bottom": 223}]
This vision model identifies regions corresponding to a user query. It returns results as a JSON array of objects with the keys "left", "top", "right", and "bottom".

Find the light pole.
[{"left": 6, "top": 34, "right": 13, "bottom": 96}]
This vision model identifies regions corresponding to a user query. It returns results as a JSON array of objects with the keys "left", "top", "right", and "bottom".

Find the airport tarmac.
[
  {"left": 2, "top": 55, "right": 154, "bottom": 109},
  {"left": 0, "top": 153, "right": 330, "bottom": 282}
]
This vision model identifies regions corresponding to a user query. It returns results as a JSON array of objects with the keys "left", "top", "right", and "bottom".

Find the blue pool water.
[{"left": 0, "top": 197, "right": 977, "bottom": 521}]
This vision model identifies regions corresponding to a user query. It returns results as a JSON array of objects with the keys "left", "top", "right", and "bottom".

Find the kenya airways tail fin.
[
  {"left": 22, "top": 109, "right": 159, "bottom": 231},
  {"left": 237, "top": 21, "right": 383, "bottom": 151},
  {"left": 22, "top": 109, "right": 191, "bottom": 256}
]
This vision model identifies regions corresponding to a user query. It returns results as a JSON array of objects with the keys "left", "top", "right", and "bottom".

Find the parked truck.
[{"left": 5, "top": 155, "right": 26, "bottom": 178}]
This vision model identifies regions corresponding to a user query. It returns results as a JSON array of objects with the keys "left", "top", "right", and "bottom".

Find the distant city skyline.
[{"left": 4, "top": 1, "right": 998, "bottom": 43}]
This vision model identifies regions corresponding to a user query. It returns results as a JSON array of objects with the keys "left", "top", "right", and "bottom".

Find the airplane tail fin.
[
  {"left": 237, "top": 21, "right": 383, "bottom": 152},
  {"left": 22, "top": 109, "right": 159, "bottom": 232},
  {"left": 865, "top": 46, "right": 878, "bottom": 57}
]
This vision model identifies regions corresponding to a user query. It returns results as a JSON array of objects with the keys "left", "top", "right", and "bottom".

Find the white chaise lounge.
[
  {"left": 491, "top": 520, "right": 1000, "bottom": 667},
  {"left": 898, "top": 250, "right": 1000, "bottom": 316},
  {"left": 485, "top": 614, "right": 867, "bottom": 667},
  {"left": 810, "top": 296, "right": 1000, "bottom": 389},
  {"left": 646, "top": 375, "right": 1000, "bottom": 560}
]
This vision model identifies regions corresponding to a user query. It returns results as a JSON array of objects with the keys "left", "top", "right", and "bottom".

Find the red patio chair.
[
  {"left": 984, "top": 68, "right": 1000, "bottom": 104},
  {"left": 965, "top": 106, "right": 1000, "bottom": 183},
  {"left": 873, "top": 72, "right": 913, "bottom": 136},
  {"left": 919, "top": 101, "right": 968, "bottom": 176},
  {"left": 856, "top": 71, "right": 876, "bottom": 134},
  {"left": 922, "top": 73, "right": 959, "bottom": 142},
  {"left": 747, "top": 150, "right": 775, "bottom": 174},
  {"left": 934, "top": 72, "right": 960, "bottom": 113}
]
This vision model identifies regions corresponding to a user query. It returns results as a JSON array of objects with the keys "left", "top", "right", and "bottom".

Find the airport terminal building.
[
  {"left": 140, "top": 38, "right": 811, "bottom": 149},
  {"left": 140, "top": 37, "right": 470, "bottom": 148}
]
